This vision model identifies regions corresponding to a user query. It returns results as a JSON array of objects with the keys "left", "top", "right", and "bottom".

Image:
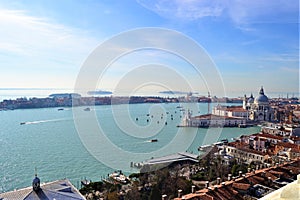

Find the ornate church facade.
[{"left": 243, "top": 87, "right": 274, "bottom": 121}]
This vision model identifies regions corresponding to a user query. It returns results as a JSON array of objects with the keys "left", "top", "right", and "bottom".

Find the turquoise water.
[{"left": 0, "top": 103, "right": 260, "bottom": 192}]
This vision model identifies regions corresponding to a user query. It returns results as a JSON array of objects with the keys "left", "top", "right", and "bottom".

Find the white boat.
[{"left": 109, "top": 171, "right": 130, "bottom": 184}]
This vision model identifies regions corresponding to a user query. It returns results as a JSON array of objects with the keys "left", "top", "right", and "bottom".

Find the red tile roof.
[
  {"left": 227, "top": 141, "right": 268, "bottom": 156},
  {"left": 232, "top": 183, "right": 251, "bottom": 191},
  {"left": 252, "top": 133, "right": 284, "bottom": 140}
]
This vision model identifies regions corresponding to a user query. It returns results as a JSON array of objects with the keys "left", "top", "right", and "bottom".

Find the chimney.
[
  {"left": 178, "top": 189, "right": 182, "bottom": 198},
  {"left": 228, "top": 174, "right": 232, "bottom": 181},
  {"left": 248, "top": 167, "right": 251, "bottom": 173},
  {"left": 162, "top": 194, "right": 167, "bottom": 200},
  {"left": 217, "top": 177, "right": 221, "bottom": 185},
  {"left": 268, "top": 177, "right": 272, "bottom": 185},
  {"left": 239, "top": 171, "right": 242, "bottom": 177},
  {"left": 191, "top": 185, "right": 195, "bottom": 193},
  {"left": 205, "top": 181, "right": 209, "bottom": 188}
]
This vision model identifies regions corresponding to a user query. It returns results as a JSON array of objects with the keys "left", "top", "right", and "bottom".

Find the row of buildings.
[
  {"left": 172, "top": 123, "right": 300, "bottom": 199},
  {"left": 182, "top": 87, "right": 300, "bottom": 127},
  {"left": 174, "top": 160, "right": 300, "bottom": 200}
]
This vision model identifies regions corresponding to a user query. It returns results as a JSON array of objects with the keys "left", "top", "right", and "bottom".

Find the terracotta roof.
[
  {"left": 232, "top": 183, "right": 251, "bottom": 191},
  {"left": 226, "top": 107, "right": 247, "bottom": 112},
  {"left": 264, "top": 171, "right": 279, "bottom": 180},
  {"left": 175, "top": 159, "right": 300, "bottom": 200},
  {"left": 215, "top": 106, "right": 247, "bottom": 112},
  {"left": 247, "top": 175, "right": 265, "bottom": 185},
  {"left": 252, "top": 133, "right": 284, "bottom": 140},
  {"left": 277, "top": 142, "right": 300, "bottom": 152},
  {"left": 268, "top": 170, "right": 284, "bottom": 175},
  {"left": 227, "top": 141, "right": 268, "bottom": 156},
  {"left": 281, "top": 165, "right": 300, "bottom": 174},
  {"left": 176, "top": 193, "right": 214, "bottom": 200}
]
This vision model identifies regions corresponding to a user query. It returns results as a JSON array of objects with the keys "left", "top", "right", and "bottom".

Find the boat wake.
[{"left": 20, "top": 118, "right": 70, "bottom": 125}]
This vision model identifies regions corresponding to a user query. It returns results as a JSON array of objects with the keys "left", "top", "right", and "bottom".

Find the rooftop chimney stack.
[
  {"left": 217, "top": 177, "right": 221, "bottom": 185},
  {"left": 205, "top": 181, "right": 209, "bottom": 188},
  {"left": 268, "top": 177, "right": 272, "bottom": 185},
  {"left": 248, "top": 168, "right": 251, "bottom": 173},
  {"left": 191, "top": 185, "right": 195, "bottom": 193},
  {"left": 228, "top": 174, "right": 232, "bottom": 181},
  {"left": 178, "top": 189, "right": 182, "bottom": 198},
  {"left": 239, "top": 171, "right": 242, "bottom": 177}
]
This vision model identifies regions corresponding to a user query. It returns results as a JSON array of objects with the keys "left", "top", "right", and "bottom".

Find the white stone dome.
[{"left": 254, "top": 87, "right": 268, "bottom": 104}]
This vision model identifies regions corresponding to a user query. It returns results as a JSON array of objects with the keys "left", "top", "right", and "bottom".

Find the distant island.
[
  {"left": 159, "top": 90, "right": 199, "bottom": 95},
  {"left": 87, "top": 90, "right": 113, "bottom": 95},
  {"left": 0, "top": 92, "right": 247, "bottom": 110}
]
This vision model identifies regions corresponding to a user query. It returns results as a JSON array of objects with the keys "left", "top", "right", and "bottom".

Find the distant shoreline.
[{"left": 0, "top": 93, "right": 243, "bottom": 111}]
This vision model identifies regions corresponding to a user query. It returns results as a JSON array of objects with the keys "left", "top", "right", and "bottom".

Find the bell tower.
[{"left": 32, "top": 168, "right": 40, "bottom": 192}]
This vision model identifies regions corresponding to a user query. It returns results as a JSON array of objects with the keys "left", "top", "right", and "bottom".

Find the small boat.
[
  {"left": 58, "top": 108, "right": 64, "bottom": 111},
  {"left": 150, "top": 139, "right": 158, "bottom": 142},
  {"left": 109, "top": 170, "right": 130, "bottom": 184},
  {"left": 176, "top": 106, "right": 183, "bottom": 108},
  {"left": 20, "top": 122, "right": 26, "bottom": 125},
  {"left": 84, "top": 107, "right": 91, "bottom": 111}
]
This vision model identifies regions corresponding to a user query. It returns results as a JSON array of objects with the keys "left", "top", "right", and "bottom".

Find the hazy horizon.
[{"left": 0, "top": 0, "right": 299, "bottom": 96}]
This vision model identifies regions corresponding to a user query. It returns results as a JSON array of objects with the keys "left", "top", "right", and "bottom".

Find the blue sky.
[{"left": 0, "top": 0, "right": 298, "bottom": 97}]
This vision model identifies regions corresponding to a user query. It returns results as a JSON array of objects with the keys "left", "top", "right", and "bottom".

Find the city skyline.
[{"left": 0, "top": 0, "right": 299, "bottom": 97}]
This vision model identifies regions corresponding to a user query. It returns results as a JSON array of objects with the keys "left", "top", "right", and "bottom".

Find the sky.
[{"left": 0, "top": 0, "right": 299, "bottom": 97}]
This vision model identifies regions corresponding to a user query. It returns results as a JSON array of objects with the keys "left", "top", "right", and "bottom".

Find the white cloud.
[
  {"left": 0, "top": 8, "right": 102, "bottom": 88},
  {"left": 137, "top": 0, "right": 298, "bottom": 24},
  {"left": 137, "top": 0, "right": 224, "bottom": 20},
  {"left": 0, "top": 9, "right": 99, "bottom": 68}
]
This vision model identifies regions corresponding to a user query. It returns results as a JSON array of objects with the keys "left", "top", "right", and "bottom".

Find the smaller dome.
[{"left": 248, "top": 93, "right": 254, "bottom": 103}]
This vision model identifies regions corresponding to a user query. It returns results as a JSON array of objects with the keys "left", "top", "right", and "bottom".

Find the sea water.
[{"left": 0, "top": 102, "right": 260, "bottom": 192}]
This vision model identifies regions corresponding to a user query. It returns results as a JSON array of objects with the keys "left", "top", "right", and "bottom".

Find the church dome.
[
  {"left": 247, "top": 93, "right": 254, "bottom": 103},
  {"left": 254, "top": 87, "right": 268, "bottom": 103}
]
